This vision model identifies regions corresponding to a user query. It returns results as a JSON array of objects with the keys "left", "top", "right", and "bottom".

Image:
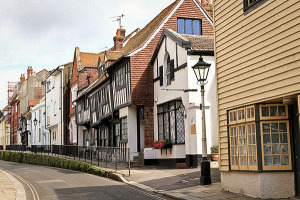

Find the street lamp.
[
  {"left": 192, "top": 55, "right": 211, "bottom": 185},
  {"left": 33, "top": 118, "right": 38, "bottom": 129},
  {"left": 178, "top": 103, "right": 185, "bottom": 116}
]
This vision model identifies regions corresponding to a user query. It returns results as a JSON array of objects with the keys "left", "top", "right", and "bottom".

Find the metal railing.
[
  {"left": 5, "top": 145, "right": 26, "bottom": 151},
  {"left": 30, "top": 145, "right": 130, "bottom": 171}
]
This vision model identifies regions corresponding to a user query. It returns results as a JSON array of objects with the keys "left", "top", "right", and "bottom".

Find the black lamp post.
[
  {"left": 33, "top": 118, "right": 38, "bottom": 129},
  {"left": 192, "top": 55, "right": 211, "bottom": 185}
]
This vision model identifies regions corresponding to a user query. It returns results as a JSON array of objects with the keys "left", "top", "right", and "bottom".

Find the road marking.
[
  {"left": 0, "top": 167, "right": 40, "bottom": 200},
  {"left": 36, "top": 179, "right": 65, "bottom": 184}
]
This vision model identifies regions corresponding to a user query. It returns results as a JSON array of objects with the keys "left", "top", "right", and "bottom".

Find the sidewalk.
[
  {"left": 115, "top": 162, "right": 259, "bottom": 200},
  {"left": 0, "top": 169, "right": 26, "bottom": 200}
]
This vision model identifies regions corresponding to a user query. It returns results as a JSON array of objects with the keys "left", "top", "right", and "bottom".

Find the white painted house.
[
  {"left": 147, "top": 28, "right": 218, "bottom": 167},
  {"left": 45, "top": 66, "right": 64, "bottom": 145},
  {"left": 31, "top": 96, "right": 49, "bottom": 146}
]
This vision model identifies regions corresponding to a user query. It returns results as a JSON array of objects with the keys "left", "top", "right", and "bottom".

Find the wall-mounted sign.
[{"left": 191, "top": 124, "right": 196, "bottom": 134}]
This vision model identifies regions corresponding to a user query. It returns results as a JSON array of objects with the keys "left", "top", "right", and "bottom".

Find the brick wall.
[
  {"left": 77, "top": 67, "right": 98, "bottom": 91},
  {"left": 130, "top": 0, "right": 214, "bottom": 147},
  {"left": 34, "top": 87, "right": 42, "bottom": 99}
]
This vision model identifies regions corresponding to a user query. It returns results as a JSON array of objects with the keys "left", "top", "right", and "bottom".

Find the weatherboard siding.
[{"left": 214, "top": 0, "right": 300, "bottom": 171}]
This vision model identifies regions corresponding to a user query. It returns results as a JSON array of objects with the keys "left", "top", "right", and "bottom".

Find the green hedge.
[{"left": 0, "top": 151, "right": 108, "bottom": 177}]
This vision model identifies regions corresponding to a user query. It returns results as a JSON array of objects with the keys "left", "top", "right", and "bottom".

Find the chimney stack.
[
  {"left": 27, "top": 66, "right": 33, "bottom": 79},
  {"left": 113, "top": 26, "right": 126, "bottom": 51},
  {"left": 201, "top": 0, "right": 211, "bottom": 3},
  {"left": 20, "top": 74, "right": 25, "bottom": 83}
]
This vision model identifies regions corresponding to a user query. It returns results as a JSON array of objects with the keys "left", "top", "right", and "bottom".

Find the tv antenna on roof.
[{"left": 111, "top": 14, "right": 125, "bottom": 29}]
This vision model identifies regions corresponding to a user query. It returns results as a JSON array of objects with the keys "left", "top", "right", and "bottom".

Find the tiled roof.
[
  {"left": 106, "top": 51, "right": 123, "bottom": 61},
  {"left": 28, "top": 99, "right": 40, "bottom": 107},
  {"left": 182, "top": 34, "right": 214, "bottom": 51},
  {"left": 151, "top": 28, "right": 214, "bottom": 64},
  {"left": 123, "top": 28, "right": 140, "bottom": 45},
  {"left": 122, "top": 0, "right": 180, "bottom": 55},
  {"left": 80, "top": 52, "right": 101, "bottom": 69}
]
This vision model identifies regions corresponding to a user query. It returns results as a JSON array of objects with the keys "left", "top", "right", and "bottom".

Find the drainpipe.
[{"left": 58, "top": 66, "right": 64, "bottom": 145}]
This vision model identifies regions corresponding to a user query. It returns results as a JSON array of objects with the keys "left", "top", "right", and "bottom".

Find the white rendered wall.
[
  {"left": 187, "top": 55, "right": 218, "bottom": 154},
  {"left": 46, "top": 70, "right": 64, "bottom": 145},
  {"left": 31, "top": 100, "right": 47, "bottom": 146},
  {"left": 151, "top": 36, "right": 218, "bottom": 160}
]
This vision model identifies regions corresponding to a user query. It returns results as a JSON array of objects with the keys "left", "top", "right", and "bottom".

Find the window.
[
  {"left": 177, "top": 18, "right": 202, "bottom": 35},
  {"left": 54, "top": 101, "right": 56, "bottom": 116},
  {"left": 246, "top": 106, "right": 255, "bottom": 121},
  {"left": 51, "top": 76, "right": 55, "bottom": 88},
  {"left": 228, "top": 104, "right": 291, "bottom": 171},
  {"left": 261, "top": 121, "right": 291, "bottom": 170},
  {"left": 47, "top": 81, "right": 51, "bottom": 92},
  {"left": 260, "top": 104, "right": 288, "bottom": 120},
  {"left": 115, "top": 66, "right": 126, "bottom": 90},
  {"left": 39, "top": 110, "right": 41, "bottom": 123},
  {"left": 165, "top": 56, "right": 174, "bottom": 86},
  {"left": 243, "top": 0, "right": 262, "bottom": 10},
  {"left": 121, "top": 118, "right": 127, "bottom": 141},
  {"left": 84, "top": 99, "right": 89, "bottom": 110},
  {"left": 229, "top": 123, "right": 257, "bottom": 170},
  {"left": 99, "top": 87, "right": 107, "bottom": 105},
  {"left": 100, "top": 126, "right": 108, "bottom": 147},
  {"left": 39, "top": 127, "right": 41, "bottom": 142},
  {"left": 157, "top": 101, "right": 185, "bottom": 144},
  {"left": 71, "top": 85, "right": 78, "bottom": 108},
  {"left": 115, "top": 123, "right": 120, "bottom": 147}
]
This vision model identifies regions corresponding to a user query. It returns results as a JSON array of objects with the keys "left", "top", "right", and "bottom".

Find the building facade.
[
  {"left": 31, "top": 96, "right": 48, "bottom": 146},
  {"left": 214, "top": 0, "right": 300, "bottom": 198},
  {"left": 46, "top": 66, "right": 64, "bottom": 145},
  {"left": 149, "top": 28, "right": 217, "bottom": 167},
  {"left": 74, "top": 0, "right": 214, "bottom": 164}
]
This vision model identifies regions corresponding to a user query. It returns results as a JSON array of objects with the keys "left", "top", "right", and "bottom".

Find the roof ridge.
[{"left": 123, "top": 0, "right": 181, "bottom": 55}]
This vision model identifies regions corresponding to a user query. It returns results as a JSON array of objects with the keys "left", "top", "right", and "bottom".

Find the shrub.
[
  {"left": 0, "top": 151, "right": 106, "bottom": 178},
  {"left": 211, "top": 145, "right": 218, "bottom": 153}
]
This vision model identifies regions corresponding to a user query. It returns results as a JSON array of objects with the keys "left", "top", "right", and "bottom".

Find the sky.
[{"left": 0, "top": 0, "right": 174, "bottom": 109}]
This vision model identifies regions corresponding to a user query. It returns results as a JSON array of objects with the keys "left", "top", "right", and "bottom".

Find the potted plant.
[
  {"left": 211, "top": 145, "right": 219, "bottom": 161},
  {"left": 153, "top": 139, "right": 172, "bottom": 154}
]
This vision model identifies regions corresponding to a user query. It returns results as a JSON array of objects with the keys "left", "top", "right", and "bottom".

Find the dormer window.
[{"left": 177, "top": 18, "right": 202, "bottom": 35}]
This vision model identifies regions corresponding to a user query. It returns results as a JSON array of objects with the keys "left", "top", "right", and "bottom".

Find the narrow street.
[{"left": 0, "top": 160, "right": 174, "bottom": 200}]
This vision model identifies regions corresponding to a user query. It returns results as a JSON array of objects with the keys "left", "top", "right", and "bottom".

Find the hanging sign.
[{"left": 191, "top": 124, "right": 196, "bottom": 134}]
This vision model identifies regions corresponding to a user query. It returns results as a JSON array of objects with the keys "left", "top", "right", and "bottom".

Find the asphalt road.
[{"left": 0, "top": 160, "right": 175, "bottom": 200}]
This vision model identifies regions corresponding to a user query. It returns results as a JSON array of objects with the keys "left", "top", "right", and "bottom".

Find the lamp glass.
[
  {"left": 192, "top": 56, "right": 211, "bottom": 83},
  {"left": 33, "top": 118, "right": 38, "bottom": 126}
]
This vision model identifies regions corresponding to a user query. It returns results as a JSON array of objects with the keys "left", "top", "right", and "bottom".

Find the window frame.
[
  {"left": 260, "top": 120, "right": 292, "bottom": 170},
  {"left": 259, "top": 104, "right": 288, "bottom": 120},
  {"left": 246, "top": 105, "right": 255, "bottom": 121},
  {"left": 177, "top": 17, "right": 202, "bottom": 35},
  {"left": 157, "top": 100, "right": 185, "bottom": 144},
  {"left": 228, "top": 104, "right": 292, "bottom": 172}
]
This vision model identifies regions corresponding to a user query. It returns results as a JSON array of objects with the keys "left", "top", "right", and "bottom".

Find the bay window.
[{"left": 228, "top": 104, "right": 291, "bottom": 171}]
